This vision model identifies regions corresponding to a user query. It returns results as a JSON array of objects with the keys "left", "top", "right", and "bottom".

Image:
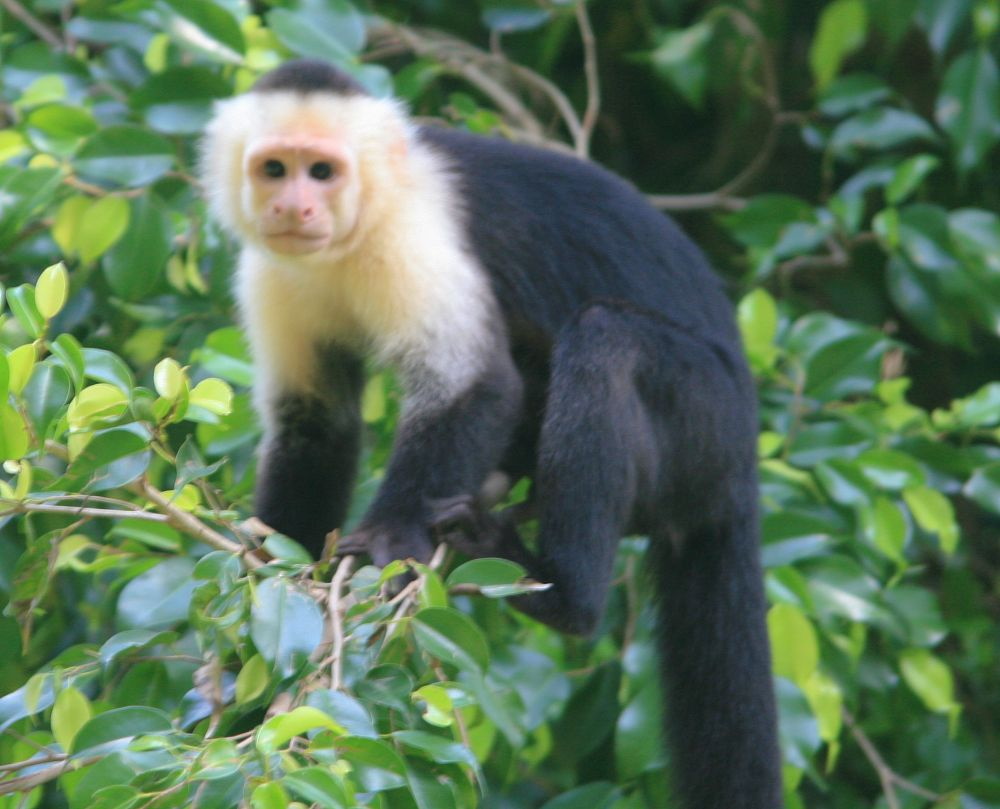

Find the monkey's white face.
[{"left": 243, "top": 133, "right": 360, "bottom": 256}]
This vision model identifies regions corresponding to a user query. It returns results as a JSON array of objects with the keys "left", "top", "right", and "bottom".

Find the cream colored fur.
[{"left": 201, "top": 91, "right": 496, "bottom": 429}]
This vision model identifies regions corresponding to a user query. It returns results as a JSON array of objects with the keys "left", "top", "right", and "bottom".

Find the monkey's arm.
[
  {"left": 256, "top": 351, "right": 365, "bottom": 559},
  {"left": 343, "top": 354, "right": 523, "bottom": 567}
]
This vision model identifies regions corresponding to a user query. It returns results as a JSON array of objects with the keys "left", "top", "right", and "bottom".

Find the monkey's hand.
[
  {"left": 430, "top": 495, "right": 526, "bottom": 563},
  {"left": 335, "top": 523, "right": 434, "bottom": 569}
]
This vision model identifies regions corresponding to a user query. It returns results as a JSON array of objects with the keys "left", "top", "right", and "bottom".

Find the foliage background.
[{"left": 0, "top": 0, "right": 999, "bottom": 807}]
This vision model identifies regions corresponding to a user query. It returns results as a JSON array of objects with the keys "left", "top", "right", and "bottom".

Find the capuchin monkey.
[{"left": 201, "top": 59, "right": 782, "bottom": 809}]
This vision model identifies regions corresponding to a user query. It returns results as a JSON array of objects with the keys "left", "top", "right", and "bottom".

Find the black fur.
[
  {"left": 253, "top": 59, "right": 367, "bottom": 96},
  {"left": 249, "top": 61, "right": 782, "bottom": 809}
]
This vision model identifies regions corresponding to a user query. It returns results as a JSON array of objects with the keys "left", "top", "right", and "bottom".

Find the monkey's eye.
[
  {"left": 309, "top": 161, "right": 335, "bottom": 181},
  {"left": 262, "top": 159, "right": 285, "bottom": 178}
]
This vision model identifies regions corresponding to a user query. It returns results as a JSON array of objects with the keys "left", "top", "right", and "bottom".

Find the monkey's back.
[{"left": 419, "top": 126, "right": 739, "bottom": 345}]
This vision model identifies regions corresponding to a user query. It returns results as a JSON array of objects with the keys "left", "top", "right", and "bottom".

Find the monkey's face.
[{"left": 243, "top": 133, "right": 360, "bottom": 256}]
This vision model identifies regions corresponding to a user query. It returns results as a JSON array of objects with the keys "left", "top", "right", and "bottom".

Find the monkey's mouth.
[{"left": 262, "top": 230, "right": 331, "bottom": 255}]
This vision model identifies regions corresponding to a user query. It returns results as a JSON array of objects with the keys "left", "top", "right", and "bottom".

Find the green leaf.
[
  {"left": 71, "top": 706, "right": 172, "bottom": 753},
  {"left": 250, "top": 578, "right": 325, "bottom": 674},
  {"left": 35, "top": 261, "right": 69, "bottom": 320},
  {"left": 52, "top": 686, "right": 92, "bottom": 751},
  {"left": 235, "top": 654, "right": 270, "bottom": 705},
  {"left": 903, "top": 486, "right": 959, "bottom": 553},
  {"left": 82, "top": 348, "right": 135, "bottom": 392},
  {"left": 936, "top": 48, "right": 1000, "bottom": 174},
  {"left": 74, "top": 126, "right": 174, "bottom": 188},
  {"left": 482, "top": 6, "right": 550, "bottom": 32},
  {"left": 189, "top": 378, "right": 234, "bottom": 417},
  {"left": 768, "top": 603, "right": 819, "bottom": 687},
  {"left": 899, "top": 648, "right": 961, "bottom": 724},
  {"left": 392, "top": 729, "right": 478, "bottom": 768},
  {"left": 411, "top": 684, "right": 453, "bottom": 727},
  {"left": 282, "top": 767, "right": 350, "bottom": 809},
  {"left": 861, "top": 496, "right": 908, "bottom": 564},
  {"left": 153, "top": 357, "right": 184, "bottom": 400},
  {"left": 818, "top": 73, "right": 893, "bottom": 117},
  {"left": 251, "top": 782, "right": 289, "bottom": 809},
  {"left": 78, "top": 196, "right": 130, "bottom": 264},
  {"left": 615, "top": 682, "right": 664, "bottom": 779},
  {"left": 8, "top": 284, "right": 45, "bottom": 338},
  {"left": 256, "top": 706, "right": 345, "bottom": 753},
  {"left": 159, "top": 0, "right": 245, "bottom": 62},
  {"left": 23, "top": 361, "right": 72, "bottom": 436},
  {"left": 305, "top": 691, "right": 377, "bottom": 738},
  {"left": 99, "top": 629, "right": 177, "bottom": 668},
  {"left": 116, "top": 557, "right": 197, "bottom": 630},
  {"left": 25, "top": 104, "right": 96, "bottom": 156},
  {"left": 132, "top": 66, "right": 231, "bottom": 134},
  {"left": 67, "top": 383, "right": 129, "bottom": 429},
  {"left": 8, "top": 344, "right": 37, "bottom": 394},
  {"left": 334, "top": 737, "right": 407, "bottom": 791},
  {"left": 648, "top": 22, "right": 714, "bottom": 109},
  {"left": 446, "top": 558, "right": 526, "bottom": 587},
  {"left": 412, "top": 607, "right": 490, "bottom": 672},
  {"left": 886, "top": 154, "right": 941, "bottom": 205},
  {"left": 267, "top": 7, "right": 354, "bottom": 63},
  {"left": 857, "top": 448, "right": 926, "bottom": 490},
  {"left": 0, "top": 404, "right": 31, "bottom": 461},
  {"left": 829, "top": 107, "right": 937, "bottom": 158},
  {"left": 190, "top": 327, "right": 254, "bottom": 386},
  {"left": 539, "top": 783, "right": 622, "bottom": 809},
  {"left": 108, "top": 518, "right": 181, "bottom": 551},
  {"left": 103, "top": 196, "right": 171, "bottom": 299},
  {"left": 810, "top": 0, "right": 869, "bottom": 90},
  {"left": 803, "top": 333, "right": 888, "bottom": 401},
  {"left": 963, "top": 462, "right": 1000, "bottom": 516},
  {"left": 738, "top": 288, "right": 780, "bottom": 372}
]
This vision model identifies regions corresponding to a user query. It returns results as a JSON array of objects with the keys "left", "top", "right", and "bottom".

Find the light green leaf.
[
  {"left": 35, "top": 261, "right": 69, "bottom": 320},
  {"left": 236, "top": 654, "right": 270, "bottom": 705},
  {"left": 78, "top": 196, "right": 130, "bottom": 264},
  {"left": 810, "top": 0, "right": 869, "bottom": 90},
  {"left": 900, "top": 648, "right": 962, "bottom": 731},
  {"left": 903, "top": 486, "right": 959, "bottom": 554},
  {"left": 768, "top": 603, "right": 819, "bottom": 687},
  {"left": 51, "top": 686, "right": 92, "bottom": 752},
  {"left": 256, "top": 706, "right": 345, "bottom": 753}
]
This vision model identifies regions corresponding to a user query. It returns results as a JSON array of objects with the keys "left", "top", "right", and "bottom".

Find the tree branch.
[
  {"left": 574, "top": 0, "right": 600, "bottom": 158},
  {"left": 842, "top": 708, "right": 943, "bottom": 808},
  {"left": 0, "top": 0, "right": 63, "bottom": 49}
]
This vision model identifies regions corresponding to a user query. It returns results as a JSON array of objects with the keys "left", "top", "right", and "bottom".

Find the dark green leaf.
[
  {"left": 412, "top": 607, "right": 490, "bottom": 672},
  {"left": 103, "top": 196, "right": 171, "bottom": 300},
  {"left": 71, "top": 706, "right": 172, "bottom": 754},
  {"left": 74, "top": 126, "right": 174, "bottom": 188},
  {"left": 829, "top": 107, "right": 937, "bottom": 158},
  {"left": 117, "top": 558, "right": 197, "bottom": 630},
  {"left": 250, "top": 577, "right": 325, "bottom": 674},
  {"left": 936, "top": 48, "right": 1000, "bottom": 174}
]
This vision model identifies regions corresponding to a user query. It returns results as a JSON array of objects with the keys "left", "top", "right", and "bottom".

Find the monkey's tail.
[{"left": 653, "top": 513, "right": 783, "bottom": 809}]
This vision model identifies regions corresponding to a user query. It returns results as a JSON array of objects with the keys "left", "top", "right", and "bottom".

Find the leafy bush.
[{"left": 0, "top": 1, "right": 998, "bottom": 808}]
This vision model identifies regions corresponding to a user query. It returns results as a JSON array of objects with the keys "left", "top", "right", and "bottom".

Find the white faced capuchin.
[{"left": 201, "top": 59, "right": 782, "bottom": 809}]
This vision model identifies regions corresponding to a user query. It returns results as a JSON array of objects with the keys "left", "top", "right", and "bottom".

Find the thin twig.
[
  {"left": 136, "top": 478, "right": 264, "bottom": 570},
  {"left": 2, "top": 501, "right": 170, "bottom": 522},
  {"left": 0, "top": 0, "right": 62, "bottom": 48},
  {"left": 649, "top": 6, "right": 781, "bottom": 212},
  {"left": 842, "top": 708, "right": 943, "bottom": 807},
  {"left": 328, "top": 555, "right": 355, "bottom": 690},
  {"left": 0, "top": 755, "right": 100, "bottom": 796},
  {"left": 574, "top": 0, "right": 600, "bottom": 158}
]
